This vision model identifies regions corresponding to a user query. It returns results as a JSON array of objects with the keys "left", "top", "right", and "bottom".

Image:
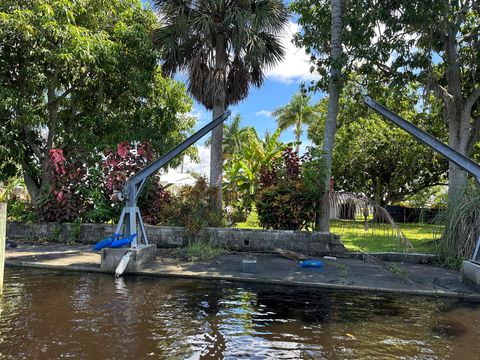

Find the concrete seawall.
[
  {"left": 5, "top": 244, "right": 480, "bottom": 300},
  {"left": 7, "top": 222, "right": 346, "bottom": 256}
]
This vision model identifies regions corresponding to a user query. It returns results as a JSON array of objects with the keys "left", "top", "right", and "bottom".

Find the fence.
[{"left": 385, "top": 205, "right": 440, "bottom": 223}]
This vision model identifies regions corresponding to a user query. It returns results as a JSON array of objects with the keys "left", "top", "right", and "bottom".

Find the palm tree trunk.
[
  {"left": 211, "top": 104, "right": 225, "bottom": 211},
  {"left": 317, "top": 0, "right": 342, "bottom": 232},
  {"left": 295, "top": 119, "right": 301, "bottom": 153},
  {"left": 210, "top": 33, "right": 227, "bottom": 213}
]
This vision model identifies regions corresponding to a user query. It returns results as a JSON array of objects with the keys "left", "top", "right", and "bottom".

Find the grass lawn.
[
  {"left": 330, "top": 220, "right": 441, "bottom": 254},
  {"left": 236, "top": 217, "right": 442, "bottom": 254}
]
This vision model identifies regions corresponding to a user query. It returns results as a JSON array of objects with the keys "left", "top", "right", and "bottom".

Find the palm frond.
[
  {"left": 152, "top": 0, "right": 289, "bottom": 108},
  {"left": 329, "top": 191, "right": 412, "bottom": 249},
  {"left": 435, "top": 186, "right": 480, "bottom": 260}
]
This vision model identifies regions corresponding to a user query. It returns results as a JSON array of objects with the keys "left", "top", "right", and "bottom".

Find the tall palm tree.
[
  {"left": 152, "top": 0, "right": 289, "bottom": 213},
  {"left": 273, "top": 92, "right": 319, "bottom": 153},
  {"left": 318, "top": 0, "right": 343, "bottom": 231}
]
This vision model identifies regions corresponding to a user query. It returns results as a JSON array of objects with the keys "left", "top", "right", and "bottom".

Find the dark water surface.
[{"left": 0, "top": 268, "right": 479, "bottom": 359}]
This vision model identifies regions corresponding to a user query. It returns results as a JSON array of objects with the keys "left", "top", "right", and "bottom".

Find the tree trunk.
[
  {"left": 317, "top": 0, "right": 342, "bottom": 232},
  {"left": 210, "top": 104, "right": 225, "bottom": 211},
  {"left": 23, "top": 172, "right": 40, "bottom": 204},
  {"left": 447, "top": 117, "right": 468, "bottom": 202},
  {"left": 295, "top": 119, "right": 301, "bottom": 153},
  {"left": 210, "top": 33, "right": 227, "bottom": 213},
  {"left": 20, "top": 71, "right": 59, "bottom": 204},
  {"left": 444, "top": 26, "right": 469, "bottom": 205}
]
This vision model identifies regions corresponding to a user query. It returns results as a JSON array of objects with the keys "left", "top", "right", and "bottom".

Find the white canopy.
[{"left": 159, "top": 170, "right": 196, "bottom": 193}]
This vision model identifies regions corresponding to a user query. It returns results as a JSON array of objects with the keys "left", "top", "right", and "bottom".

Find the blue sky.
[{"left": 143, "top": 1, "right": 326, "bottom": 175}]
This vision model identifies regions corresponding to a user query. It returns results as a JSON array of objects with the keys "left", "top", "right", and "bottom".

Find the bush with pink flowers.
[{"left": 36, "top": 149, "right": 91, "bottom": 222}]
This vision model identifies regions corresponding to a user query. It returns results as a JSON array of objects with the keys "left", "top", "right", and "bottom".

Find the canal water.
[{"left": 0, "top": 268, "right": 479, "bottom": 359}]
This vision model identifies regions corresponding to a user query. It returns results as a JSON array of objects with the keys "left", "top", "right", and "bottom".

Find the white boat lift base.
[{"left": 101, "top": 244, "right": 156, "bottom": 273}]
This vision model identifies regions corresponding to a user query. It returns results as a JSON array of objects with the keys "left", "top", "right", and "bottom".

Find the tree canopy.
[
  {"left": 292, "top": 0, "right": 480, "bottom": 203},
  {"left": 309, "top": 81, "right": 448, "bottom": 206},
  {"left": 0, "top": 0, "right": 195, "bottom": 201}
]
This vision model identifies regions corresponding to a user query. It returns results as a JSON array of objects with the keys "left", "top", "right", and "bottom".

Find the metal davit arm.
[
  {"left": 364, "top": 96, "right": 480, "bottom": 261},
  {"left": 117, "top": 110, "right": 231, "bottom": 247},
  {"left": 364, "top": 96, "right": 480, "bottom": 186},
  {"left": 126, "top": 110, "right": 231, "bottom": 205}
]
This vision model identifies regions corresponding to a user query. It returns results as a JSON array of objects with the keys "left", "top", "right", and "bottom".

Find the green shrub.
[
  {"left": 49, "top": 225, "right": 61, "bottom": 242},
  {"left": 69, "top": 219, "right": 82, "bottom": 243},
  {"left": 244, "top": 206, "right": 260, "bottom": 228},
  {"left": 256, "top": 186, "right": 316, "bottom": 230},
  {"left": 255, "top": 147, "right": 326, "bottom": 230},
  {"left": 162, "top": 177, "right": 223, "bottom": 235},
  {"left": 80, "top": 167, "right": 119, "bottom": 224},
  {"left": 6, "top": 199, "right": 37, "bottom": 223},
  {"left": 435, "top": 185, "right": 480, "bottom": 267}
]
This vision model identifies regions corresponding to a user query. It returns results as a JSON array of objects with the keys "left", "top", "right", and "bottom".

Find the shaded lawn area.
[{"left": 236, "top": 220, "right": 442, "bottom": 254}]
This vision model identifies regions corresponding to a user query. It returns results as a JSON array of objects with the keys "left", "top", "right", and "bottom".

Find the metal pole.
[
  {"left": 364, "top": 96, "right": 480, "bottom": 260},
  {"left": 0, "top": 203, "right": 6, "bottom": 293}
]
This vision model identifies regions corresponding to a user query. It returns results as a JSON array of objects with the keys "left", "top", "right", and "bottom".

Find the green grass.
[
  {"left": 236, "top": 216, "right": 442, "bottom": 254},
  {"left": 330, "top": 220, "right": 441, "bottom": 254},
  {"left": 185, "top": 242, "right": 224, "bottom": 262}
]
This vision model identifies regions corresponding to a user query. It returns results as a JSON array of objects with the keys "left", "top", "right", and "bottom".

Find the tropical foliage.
[
  {"left": 206, "top": 114, "right": 253, "bottom": 160},
  {"left": 223, "top": 127, "right": 290, "bottom": 213},
  {"left": 256, "top": 147, "right": 327, "bottom": 230},
  {"left": 308, "top": 81, "right": 448, "bottom": 206},
  {"left": 0, "top": 0, "right": 194, "bottom": 203},
  {"left": 35, "top": 149, "right": 90, "bottom": 222},
  {"left": 273, "top": 92, "right": 320, "bottom": 152},
  {"left": 24, "top": 139, "right": 225, "bottom": 229},
  {"left": 152, "top": 0, "right": 289, "bottom": 211}
]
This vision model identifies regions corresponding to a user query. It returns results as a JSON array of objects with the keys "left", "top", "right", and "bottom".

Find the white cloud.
[
  {"left": 189, "top": 105, "right": 210, "bottom": 126},
  {"left": 298, "top": 140, "right": 313, "bottom": 155},
  {"left": 266, "top": 21, "right": 320, "bottom": 84},
  {"left": 255, "top": 110, "right": 273, "bottom": 118},
  {"left": 177, "top": 145, "right": 210, "bottom": 178}
]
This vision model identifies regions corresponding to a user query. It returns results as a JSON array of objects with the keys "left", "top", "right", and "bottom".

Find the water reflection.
[{"left": 0, "top": 268, "right": 479, "bottom": 359}]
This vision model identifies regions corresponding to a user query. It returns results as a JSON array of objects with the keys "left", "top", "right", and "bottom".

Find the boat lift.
[
  {"left": 364, "top": 96, "right": 480, "bottom": 263},
  {"left": 114, "top": 110, "right": 231, "bottom": 248}
]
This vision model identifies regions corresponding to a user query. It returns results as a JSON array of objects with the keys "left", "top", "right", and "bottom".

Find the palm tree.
[
  {"left": 206, "top": 114, "right": 251, "bottom": 160},
  {"left": 223, "top": 114, "right": 251, "bottom": 159},
  {"left": 152, "top": 0, "right": 289, "bottom": 213},
  {"left": 318, "top": 0, "right": 343, "bottom": 231},
  {"left": 273, "top": 92, "right": 319, "bottom": 153}
]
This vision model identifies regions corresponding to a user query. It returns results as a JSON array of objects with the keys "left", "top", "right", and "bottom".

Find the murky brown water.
[{"left": 0, "top": 268, "right": 479, "bottom": 359}]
